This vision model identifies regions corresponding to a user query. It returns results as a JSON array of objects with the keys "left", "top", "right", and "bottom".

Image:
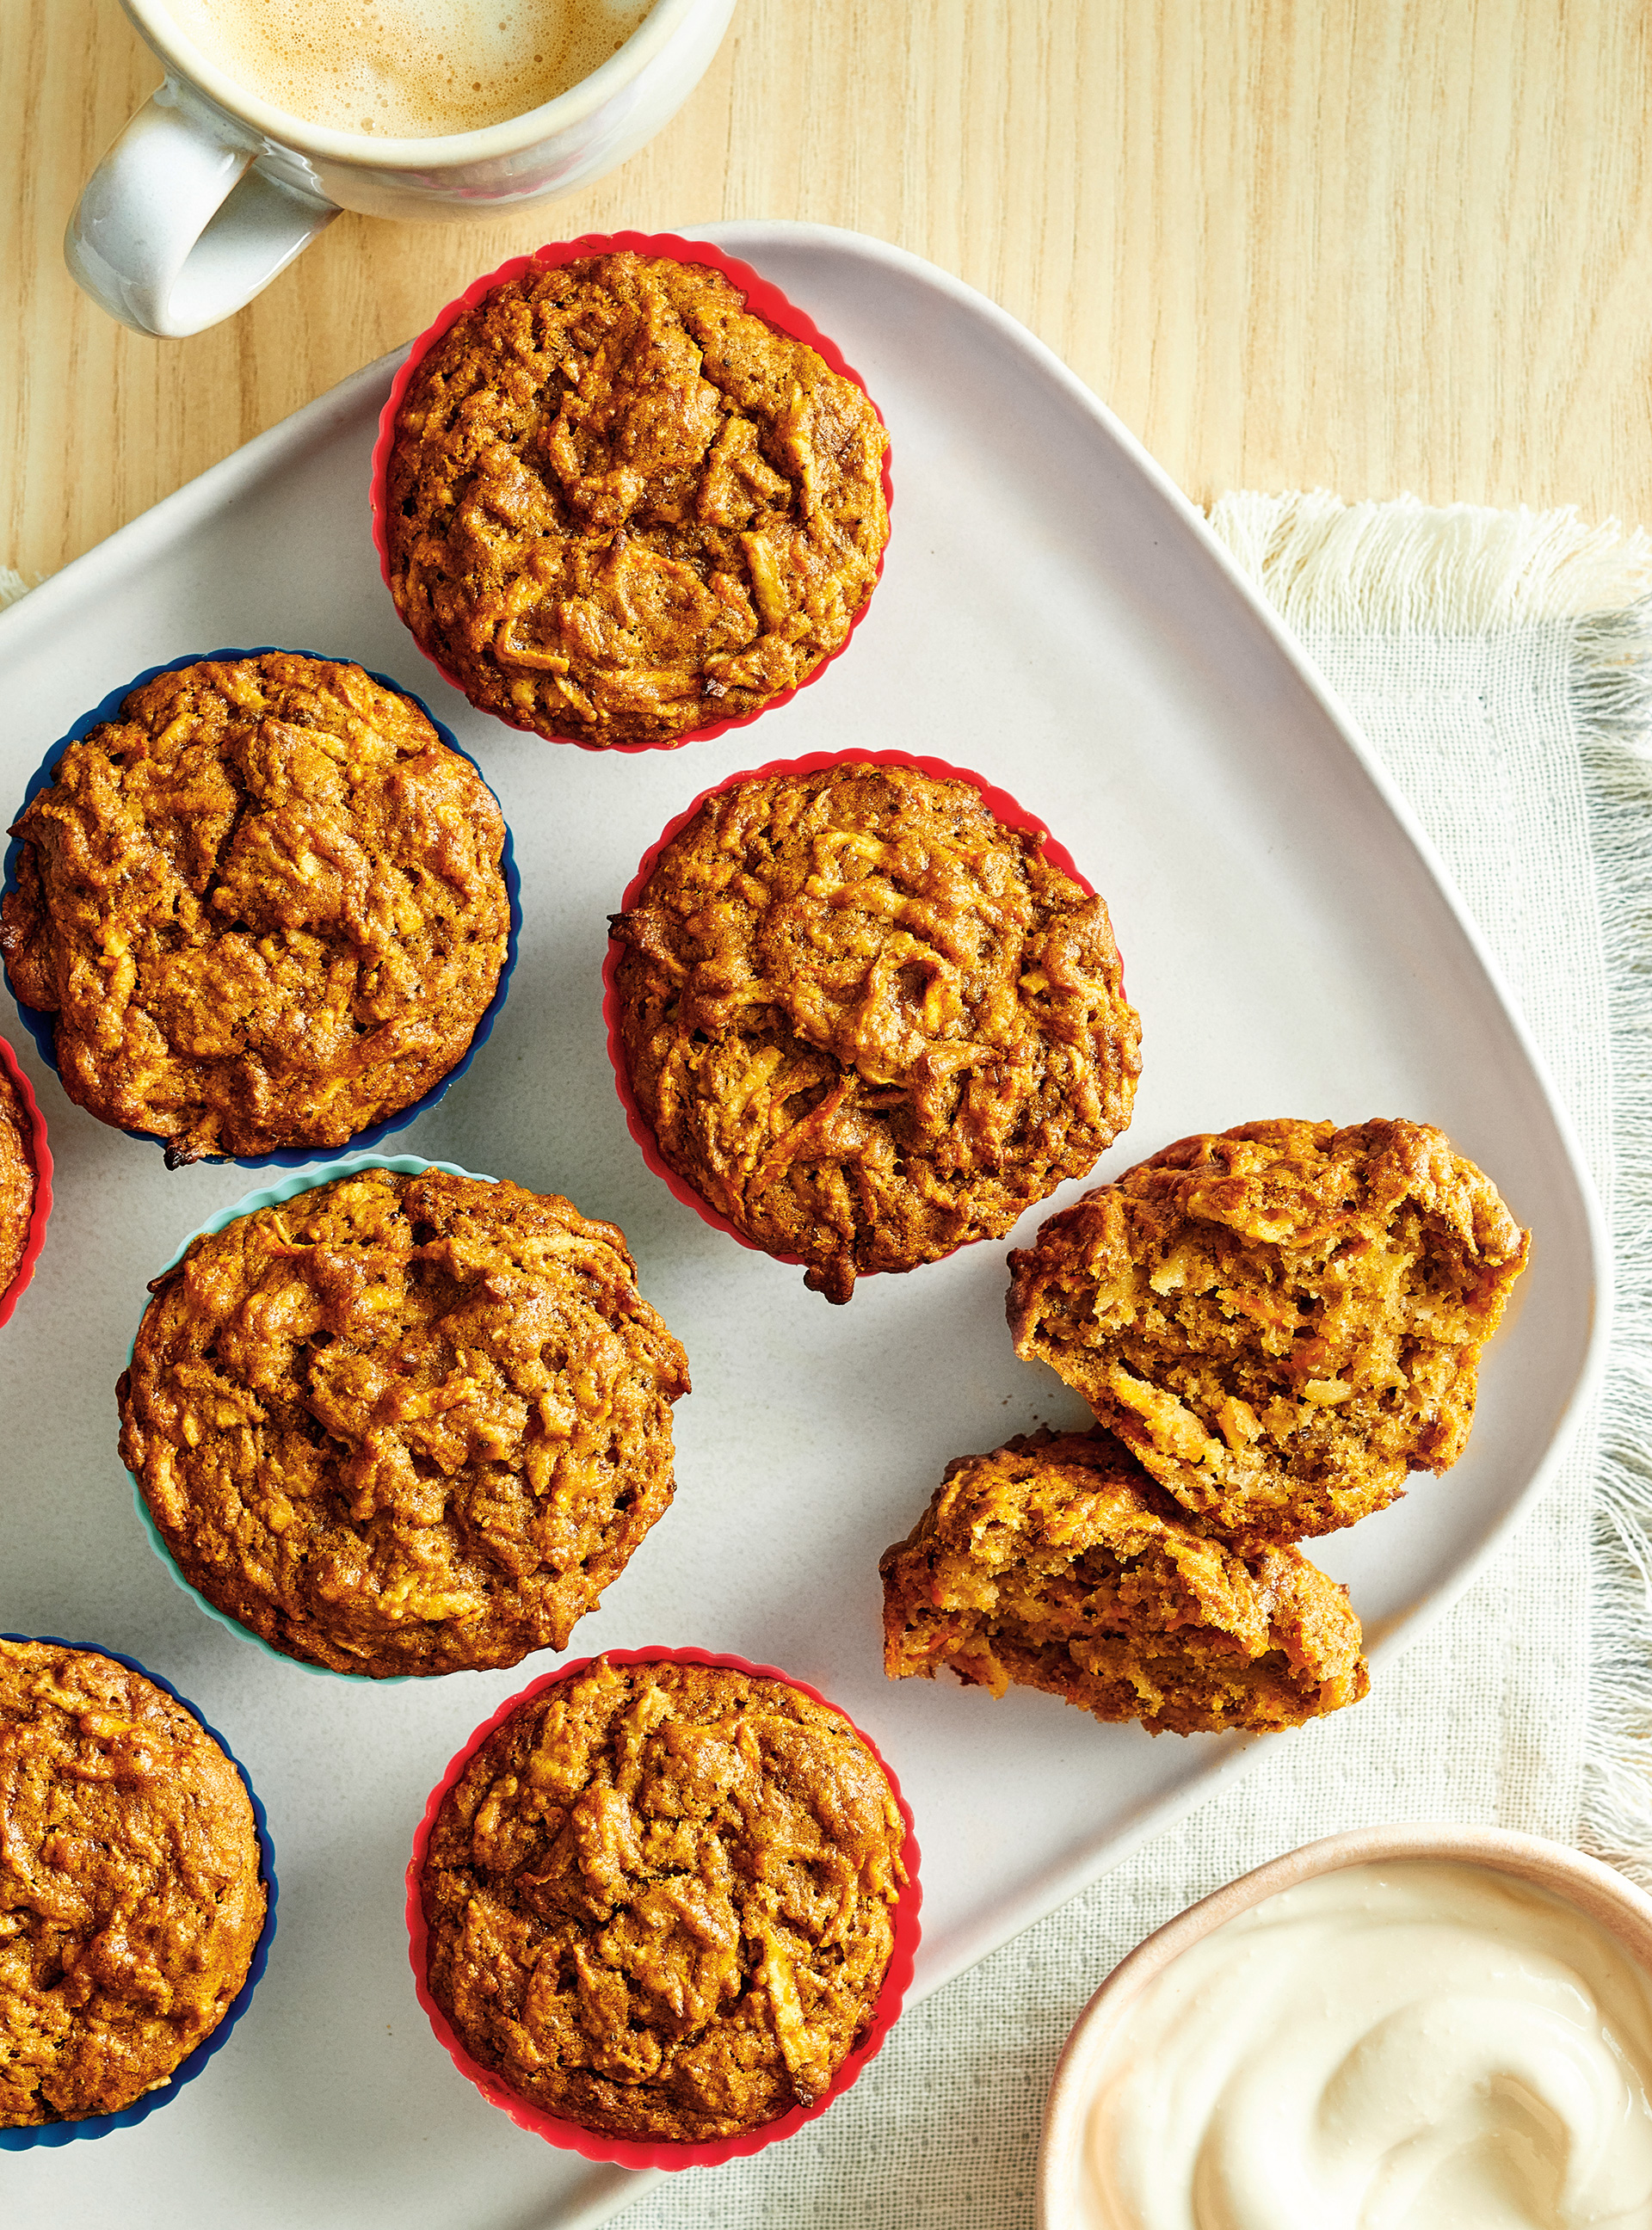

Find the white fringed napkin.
[{"left": 613, "top": 492, "right": 1652, "bottom": 2230}]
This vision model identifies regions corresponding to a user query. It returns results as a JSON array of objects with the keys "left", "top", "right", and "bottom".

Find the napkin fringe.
[
  {"left": 1211, "top": 491, "right": 1652, "bottom": 1885},
  {"left": 1209, "top": 489, "right": 1652, "bottom": 634},
  {"left": 1576, "top": 622, "right": 1652, "bottom": 1888}
]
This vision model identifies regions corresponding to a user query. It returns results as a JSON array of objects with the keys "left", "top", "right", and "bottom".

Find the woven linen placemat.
[{"left": 611, "top": 491, "right": 1652, "bottom": 2229}]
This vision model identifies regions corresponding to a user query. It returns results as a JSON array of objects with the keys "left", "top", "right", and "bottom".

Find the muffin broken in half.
[
  {"left": 879, "top": 1428, "right": 1368, "bottom": 1736},
  {"left": 1006, "top": 1118, "right": 1530, "bottom": 1543}
]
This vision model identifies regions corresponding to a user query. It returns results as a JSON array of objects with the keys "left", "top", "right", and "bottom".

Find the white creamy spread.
[{"left": 1079, "top": 1860, "right": 1652, "bottom": 2230}]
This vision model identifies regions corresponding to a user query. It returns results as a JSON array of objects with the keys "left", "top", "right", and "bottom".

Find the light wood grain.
[{"left": 5, "top": 0, "right": 1652, "bottom": 585}]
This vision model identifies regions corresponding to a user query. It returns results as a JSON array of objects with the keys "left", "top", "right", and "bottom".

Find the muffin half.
[
  {"left": 880, "top": 1428, "right": 1368, "bottom": 1736},
  {"left": 1007, "top": 1118, "right": 1530, "bottom": 1542}
]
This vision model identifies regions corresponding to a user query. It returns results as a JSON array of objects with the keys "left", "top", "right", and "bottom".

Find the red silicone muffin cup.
[
  {"left": 602, "top": 748, "right": 1104, "bottom": 1276},
  {"left": 370, "top": 230, "right": 894, "bottom": 755},
  {"left": 0, "top": 1033, "right": 52, "bottom": 1327},
  {"left": 406, "top": 1644, "right": 922, "bottom": 2171}
]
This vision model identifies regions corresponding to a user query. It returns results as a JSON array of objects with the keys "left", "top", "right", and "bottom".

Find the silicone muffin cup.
[
  {"left": 122, "top": 1150, "right": 496, "bottom": 1680},
  {"left": 0, "top": 1633, "right": 278, "bottom": 2150},
  {"left": 2, "top": 649, "right": 521, "bottom": 1169},
  {"left": 407, "top": 1644, "right": 922, "bottom": 2170},
  {"left": 0, "top": 1032, "right": 52, "bottom": 1326},
  {"left": 370, "top": 230, "right": 894, "bottom": 754},
  {"left": 603, "top": 748, "right": 1105, "bottom": 1276}
]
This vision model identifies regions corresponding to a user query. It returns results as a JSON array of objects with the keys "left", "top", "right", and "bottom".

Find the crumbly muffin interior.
[
  {"left": 118, "top": 1168, "right": 689, "bottom": 1677},
  {"left": 880, "top": 1429, "right": 1368, "bottom": 1736},
  {"left": 613, "top": 763, "right": 1140, "bottom": 1301},
  {"left": 1008, "top": 1118, "right": 1530, "bottom": 1541},
  {"left": 0, "top": 1639, "right": 264, "bottom": 2126},
  {"left": 421, "top": 1657, "right": 907, "bottom": 2143},
  {"left": 2, "top": 653, "right": 510, "bottom": 1163},
  {"left": 386, "top": 250, "right": 891, "bottom": 746}
]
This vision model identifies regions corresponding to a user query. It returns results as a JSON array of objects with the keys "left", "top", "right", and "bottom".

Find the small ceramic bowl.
[
  {"left": 121, "top": 1150, "right": 493, "bottom": 1680},
  {"left": 408, "top": 1644, "right": 922, "bottom": 2170},
  {"left": 1036, "top": 1822, "right": 1652, "bottom": 2228},
  {"left": 0, "top": 1032, "right": 52, "bottom": 1326},
  {"left": 371, "top": 230, "right": 894, "bottom": 754},
  {"left": 0, "top": 1633, "right": 278, "bottom": 2150},
  {"left": 603, "top": 748, "right": 1103, "bottom": 1276},
  {"left": 2, "top": 649, "right": 521, "bottom": 1169}
]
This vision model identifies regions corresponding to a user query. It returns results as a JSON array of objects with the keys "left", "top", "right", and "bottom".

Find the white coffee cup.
[{"left": 67, "top": 0, "right": 737, "bottom": 339}]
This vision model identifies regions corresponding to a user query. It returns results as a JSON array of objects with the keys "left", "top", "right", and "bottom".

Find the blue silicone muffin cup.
[
  {"left": 0, "top": 1632, "right": 278, "bottom": 2148},
  {"left": 2, "top": 649, "right": 521, "bottom": 1168},
  {"left": 124, "top": 1152, "right": 497, "bottom": 1683}
]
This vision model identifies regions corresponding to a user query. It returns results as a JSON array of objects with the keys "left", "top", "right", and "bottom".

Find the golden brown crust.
[
  {"left": 1, "top": 654, "right": 510, "bottom": 1163},
  {"left": 0, "top": 1063, "right": 35, "bottom": 1299},
  {"left": 421, "top": 1657, "right": 907, "bottom": 2143},
  {"left": 1007, "top": 1118, "right": 1531, "bottom": 1542},
  {"left": 117, "top": 1169, "right": 690, "bottom": 1678},
  {"left": 612, "top": 762, "right": 1141, "bottom": 1302},
  {"left": 385, "top": 250, "right": 891, "bottom": 747},
  {"left": 879, "top": 1428, "right": 1368, "bottom": 1735},
  {"left": 0, "top": 1639, "right": 264, "bottom": 2125}
]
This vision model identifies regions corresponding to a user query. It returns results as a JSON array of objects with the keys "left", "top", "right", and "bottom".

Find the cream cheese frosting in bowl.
[{"left": 1038, "top": 1825, "right": 1652, "bottom": 2230}]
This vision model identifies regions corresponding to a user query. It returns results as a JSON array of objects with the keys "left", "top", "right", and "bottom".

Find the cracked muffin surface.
[
  {"left": 0, "top": 1638, "right": 264, "bottom": 2126},
  {"left": 117, "top": 1168, "right": 689, "bottom": 1678},
  {"left": 0, "top": 1061, "right": 35, "bottom": 1300},
  {"left": 420, "top": 1655, "right": 908, "bottom": 2142},
  {"left": 1007, "top": 1118, "right": 1530, "bottom": 1543},
  {"left": 879, "top": 1428, "right": 1368, "bottom": 1736},
  {"left": 384, "top": 249, "right": 890, "bottom": 747},
  {"left": 2, "top": 653, "right": 510, "bottom": 1164},
  {"left": 611, "top": 761, "right": 1141, "bottom": 1302}
]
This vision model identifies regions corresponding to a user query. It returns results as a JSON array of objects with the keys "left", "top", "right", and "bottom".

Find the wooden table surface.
[{"left": 5, "top": 0, "right": 1652, "bottom": 590}]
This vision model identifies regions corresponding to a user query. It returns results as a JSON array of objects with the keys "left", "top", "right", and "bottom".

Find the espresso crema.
[{"left": 163, "top": 0, "right": 656, "bottom": 137}]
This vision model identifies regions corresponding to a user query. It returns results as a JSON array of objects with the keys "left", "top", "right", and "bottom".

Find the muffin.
[
  {"left": 879, "top": 1428, "right": 1369, "bottom": 1736},
  {"left": 382, "top": 247, "right": 891, "bottom": 747},
  {"left": 2, "top": 653, "right": 511, "bottom": 1164},
  {"left": 610, "top": 761, "right": 1142, "bottom": 1302},
  {"left": 0, "top": 1056, "right": 36, "bottom": 1303},
  {"left": 1007, "top": 1118, "right": 1531, "bottom": 1543},
  {"left": 0, "top": 1638, "right": 266, "bottom": 2127},
  {"left": 117, "top": 1167, "right": 690, "bottom": 1677},
  {"left": 419, "top": 1654, "right": 909, "bottom": 2143}
]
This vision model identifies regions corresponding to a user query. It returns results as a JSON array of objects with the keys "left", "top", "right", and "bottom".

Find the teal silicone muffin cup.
[
  {"left": 121, "top": 1151, "right": 493, "bottom": 1683},
  {"left": 0, "top": 1633, "right": 277, "bottom": 2147}
]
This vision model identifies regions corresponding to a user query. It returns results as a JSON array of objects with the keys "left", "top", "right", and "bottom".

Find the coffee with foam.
[{"left": 163, "top": 0, "right": 656, "bottom": 138}]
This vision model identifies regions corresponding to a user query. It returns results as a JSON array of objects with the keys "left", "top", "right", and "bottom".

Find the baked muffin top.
[
  {"left": 421, "top": 1656, "right": 907, "bottom": 2143},
  {"left": 1007, "top": 1118, "right": 1531, "bottom": 1542},
  {"left": 611, "top": 761, "right": 1142, "bottom": 1302},
  {"left": 385, "top": 250, "right": 891, "bottom": 747},
  {"left": 0, "top": 1059, "right": 35, "bottom": 1302},
  {"left": 2, "top": 654, "right": 510, "bottom": 1164},
  {"left": 118, "top": 1167, "right": 689, "bottom": 1677},
  {"left": 880, "top": 1427, "right": 1368, "bottom": 1736},
  {"left": 0, "top": 1638, "right": 265, "bottom": 2126}
]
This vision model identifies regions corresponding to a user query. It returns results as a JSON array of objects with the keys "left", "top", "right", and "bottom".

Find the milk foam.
[{"left": 163, "top": 0, "right": 656, "bottom": 137}]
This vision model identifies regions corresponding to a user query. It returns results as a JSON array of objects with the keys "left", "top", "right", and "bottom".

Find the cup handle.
[{"left": 65, "top": 80, "right": 337, "bottom": 338}]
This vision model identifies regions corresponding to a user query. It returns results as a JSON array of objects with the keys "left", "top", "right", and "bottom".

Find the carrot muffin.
[
  {"left": 383, "top": 249, "right": 891, "bottom": 747},
  {"left": 1007, "top": 1119, "right": 1531, "bottom": 1543},
  {"left": 2, "top": 653, "right": 511, "bottom": 1164},
  {"left": 0, "top": 1059, "right": 35, "bottom": 1301},
  {"left": 0, "top": 1638, "right": 265, "bottom": 2126},
  {"left": 420, "top": 1656, "right": 908, "bottom": 2142},
  {"left": 880, "top": 1428, "right": 1368, "bottom": 1737},
  {"left": 117, "top": 1167, "right": 689, "bottom": 1678},
  {"left": 611, "top": 762, "right": 1141, "bottom": 1303}
]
